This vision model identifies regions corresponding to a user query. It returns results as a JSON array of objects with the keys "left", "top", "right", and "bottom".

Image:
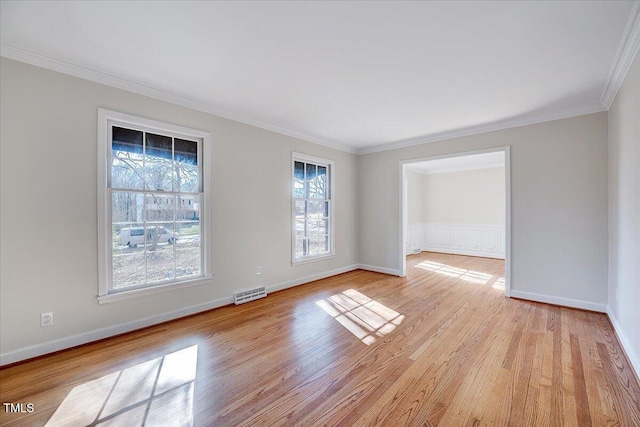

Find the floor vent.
[{"left": 234, "top": 287, "right": 267, "bottom": 305}]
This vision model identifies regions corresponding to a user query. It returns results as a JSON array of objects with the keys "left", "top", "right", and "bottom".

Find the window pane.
[
  {"left": 174, "top": 162, "right": 199, "bottom": 193},
  {"left": 113, "top": 221, "right": 146, "bottom": 288},
  {"left": 112, "top": 127, "right": 144, "bottom": 190},
  {"left": 308, "top": 200, "right": 322, "bottom": 221},
  {"left": 112, "top": 192, "right": 144, "bottom": 223},
  {"left": 175, "top": 247, "right": 200, "bottom": 278},
  {"left": 145, "top": 160, "right": 174, "bottom": 192},
  {"left": 306, "top": 163, "right": 317, "bottom": 198},
  {"left": 321, "top": 234, "right": 329, "bottom": 253},
  {"left": 145, "top": 133, "right": 173, "bottom": 191},
  {"left": 112, "top": 156, "right": 144, "bottom": 190},
  {"left": 318, "top": 219, "right": 327, "bottom": 238},
  {"left": 294, "top": 200, "right": 306, "bottom": 258},
  {"left": 146, "top": 244, "right": 175, "bottom": 283},
  {"left": 112, "top": 127, "right": 143, "bottom": 156},
  {"left": 294, "top": 161, "right": 305, "bottom": 198},
  {"left": 176, "top": 221, "right": 201, "bottom": 278},
  {"left": 174, "top": 138, "right": 199, "bottom": 193},
  {"left": 315, "top": 166, "right": 327, "bottom": 199},
  {"left": 174, "top": 138, "right": 197, "bottom": 165},
  {"left": 113, "top": 251, "right": 146, "bottom": 289},
  {"left": 146, "top": 133, "right": 172, "bottom": 161},
  {"left": 176, "top": 195, "right": 200, "bottom": 221},
  {"left": 175, "top": 221, "right": 199, "bottom": 240},
  {"left": 117, "top": 224, "right": 146, "bottom": 248},
  {"left": 145, "top": 194, "right": 174, "bottom": 222},
  {"left": 308, "top": 231, "right": 319, "bottom": 255}
]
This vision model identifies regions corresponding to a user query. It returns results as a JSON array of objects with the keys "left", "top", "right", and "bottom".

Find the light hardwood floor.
[{"left": 1, "top": 252, "right": 639, "bottom": 426}]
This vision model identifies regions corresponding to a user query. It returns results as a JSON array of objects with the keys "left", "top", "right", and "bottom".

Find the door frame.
[{"left": 398, "top": 146, "right": 512, "bottom": 297}]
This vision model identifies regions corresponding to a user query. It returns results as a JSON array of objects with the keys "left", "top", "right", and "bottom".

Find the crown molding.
[
  {"left": 0, "top": 40, "right": 357, "bottom": 154},
  {"left": 600, "top": 0, "right": 640, "bottom": 109},
  {"left": 357, "top": 103, "right": 607, "bottom": 155},
  {"left": 0, "top": 39, "right": 617, "bottom": 157},
  {"left": 407, "top": 162, "right": 505, "bottom": 175}
]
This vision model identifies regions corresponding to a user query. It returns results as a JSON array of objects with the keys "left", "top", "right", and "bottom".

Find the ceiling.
[
  {"left": 406, "top": 152, "right": 505, "bottom": 175},
  {"left": 1, "top": 1, "right": 638, "bottom": 154}
]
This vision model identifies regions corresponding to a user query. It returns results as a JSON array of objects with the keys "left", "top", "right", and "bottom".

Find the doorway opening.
[{"left": 399, "top": 147, "right": 511, "bottom": 297}]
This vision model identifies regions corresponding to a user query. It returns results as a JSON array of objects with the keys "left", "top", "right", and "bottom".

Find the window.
[
  {"left": 98, "top": 109, "right": 212, "bottom": 303},
  {"left": 292, "top": 152, "right": 335, "bottom": 263}
]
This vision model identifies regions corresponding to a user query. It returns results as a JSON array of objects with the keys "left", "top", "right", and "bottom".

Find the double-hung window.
[
  {"left": 98, "top": 109, "right": 212, "bottom": 302},
  {"left": 292, "top": 152, "right": 335, "bottom": 263}
]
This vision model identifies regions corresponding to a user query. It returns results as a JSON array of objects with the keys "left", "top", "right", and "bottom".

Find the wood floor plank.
[
  {"left": 441, "top": 300, "right": 521, "bottom": 426},
  {"left": 561, "top": 307, "right": 579, "bottom": 427},
  {"left": 576, "top": 311, "right": 609, "bottom": 426},
  {"left": 1, "top": 252, "right": 639, "bottom": 427}
]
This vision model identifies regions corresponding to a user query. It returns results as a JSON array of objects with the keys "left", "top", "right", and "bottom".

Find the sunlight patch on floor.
[
  {"left": 316, "top": 289, "right": 404, "bottom": 345},
  {"left": 46, "top": 345, "right": 198, "bottom": 427},
  {"left": 416, "top": 260, "right": 494, "bottom": 285},
  {"left": 492, "top": 277, "right": 505, "bottom": 290}
]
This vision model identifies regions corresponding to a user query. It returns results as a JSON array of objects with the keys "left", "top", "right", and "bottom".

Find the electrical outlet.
[
  {"left": 256, "top": 265, "right": 262, "bottom": 275},
  {"left": 41, "top": 312, "right": 53, "bottom": 327}
]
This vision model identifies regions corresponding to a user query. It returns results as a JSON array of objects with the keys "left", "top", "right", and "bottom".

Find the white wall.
[
  {"left": 359, "top": 112, "right": 609, "bottom": 309},
  {"left": 608, "top": 51, "right": 639, "bottom": 375},
  {"left": 421, "top": 167, "right": 505, "bottom": 225},
  {"left": 406, "top": 170, "right": 423, "bottom": 225},
  {"left": 0, "top": 56, "right": 618, "bottom": 365},
  {"left": 0, "top": 58, "right": 359, "bottom": 363},
  {"left": 406, "top": 167, "right": 505, "bottom": 258}
]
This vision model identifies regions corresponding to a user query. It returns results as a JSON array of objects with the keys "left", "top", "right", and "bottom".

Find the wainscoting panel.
[{"left": 407, "top": 223, "right": 505, "bottom": 259}]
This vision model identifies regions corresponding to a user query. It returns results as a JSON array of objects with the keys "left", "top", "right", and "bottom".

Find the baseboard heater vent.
[
  {"left": 412, "top": 248, "right": 421, "bottom": 255},
  {"left": 234, "top": 286, "right": 267, "bottom": 305}
]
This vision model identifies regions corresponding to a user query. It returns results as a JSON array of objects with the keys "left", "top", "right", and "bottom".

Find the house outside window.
[
  {"left": 292, "top": 152, "right": 335, "bottom": 264},
  {"left": 97, "top": 109, "right": 212, "bottom": 303}
]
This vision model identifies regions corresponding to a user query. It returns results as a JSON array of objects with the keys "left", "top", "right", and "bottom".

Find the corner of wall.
[{"left": 607, "top": 305, "right": 640, "bottom": 380}]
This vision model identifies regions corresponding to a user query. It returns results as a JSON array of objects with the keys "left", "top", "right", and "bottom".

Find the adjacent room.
[
  {"left": 1, "top": 1, "right": 639, "bottom": 425},
  {"left": 404, "top": 151, "right": 506, "bottom": 274}
]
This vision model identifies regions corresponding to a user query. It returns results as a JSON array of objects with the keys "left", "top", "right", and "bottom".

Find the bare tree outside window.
[
  {"left": 110, "top": 127, "right": 202, "bottom": 289},
  {"left": 293, "top": 155, "right": 333, "bottom": 262}
]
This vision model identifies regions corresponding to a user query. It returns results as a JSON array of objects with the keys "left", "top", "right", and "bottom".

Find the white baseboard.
[
  {"left": 1, "top": 264, "right": 363, "bottom": 366},
  {"left": 606, "top": 307, "right": 640, "bottom": 380},
  {"left": 266, "top": 264, "right": 359, "bottom": 294},
  {"left": 0, "top": 295, "right": 234, "bottom": 366},
  {"left": 357, "top": 263, "right": 402, "bottom": 276},
  {"left": 510, "top": 290, "right": 607, "bottom": 313},
  {"left": 420, "top": 247, "right": 504, "bottom": 259}
]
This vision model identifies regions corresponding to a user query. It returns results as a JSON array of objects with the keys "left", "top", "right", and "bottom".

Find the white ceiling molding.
[
  {"left": 405, "top": 151, "right": 504, "bottom": 175},
  {"left": 0, "top": 40, "right": 612, "bottom": 157},
  {"left": 600, "top": 0, "right": 640, "bottom": 109},
  {"left": 407, "top": 162, "right": 505, "bottom": 176},
  {"left": 0, "top": 41, "right": 357, "bottom": 155},
  {"left": 357, "top": 103, "right": 606, "bottom": 155},
  {"left": 0, "top": 1, "right": 633, "bottom": 156}
]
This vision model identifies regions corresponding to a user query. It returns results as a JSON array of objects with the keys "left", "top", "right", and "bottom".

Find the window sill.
[
  {"left": 292, "top": 253, "right": 335, "bottom": 266},
  {"left": 98, "top": 276, "right": 214, "bottom": 304}
]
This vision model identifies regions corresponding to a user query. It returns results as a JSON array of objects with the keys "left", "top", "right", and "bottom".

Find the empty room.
[{"left": 1, "top": 1, "right": 639, "bottom": 426}]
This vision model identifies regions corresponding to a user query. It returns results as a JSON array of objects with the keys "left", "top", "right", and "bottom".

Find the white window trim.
[
  {"left": 291, "top": 152, "right": 336, "bottom": 265},
  {"left": 97, "top": 108, "right": 214, "bottom": 304}
]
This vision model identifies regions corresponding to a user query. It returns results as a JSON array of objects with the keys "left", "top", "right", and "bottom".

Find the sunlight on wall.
[
  {"left": 45, "top": 345, "right": 198, "bottom": 426},
  {"left": 415, "top": 260, "right": 494, "bottom": 285},
  {"left": 316, "top": 289, "right": 404, "bottom": 345}
]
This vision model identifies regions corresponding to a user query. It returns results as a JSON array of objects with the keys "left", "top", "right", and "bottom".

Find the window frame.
[
  {"left": 97, "top": 109, "right": 213, "bottom": 304},
  {"left": 291, "top": 152, "right": 335, "bottom": 265}
]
